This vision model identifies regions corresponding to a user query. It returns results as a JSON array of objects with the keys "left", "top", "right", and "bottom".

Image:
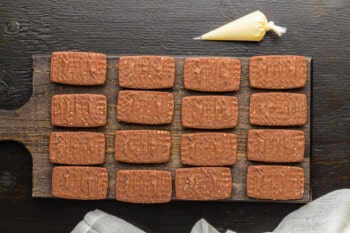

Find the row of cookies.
[
  {"left": 51, "top": 165, "right": 304, "bottom": 202},
  {"left": 51, "top": 52, "right": 306, "bottom": 90}
]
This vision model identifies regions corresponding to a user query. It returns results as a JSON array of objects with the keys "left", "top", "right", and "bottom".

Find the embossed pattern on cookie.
[
  {"left": 181, "top": 133, "right": 237, "bottom": 166},
  {"left": 51, "top": 94, "right": 107, "bottom": 127},
  {"left": 50, "top": 52, "right": 106, "bottom": 85},
  {"left": 250, "top": 55, "right": 306, "bottom": 89},
  {"left": 119, "top": 56, "right": 175, "bottom": 89},
  {"left": 184, "top": 57, "right": 240, "bottom": 92},
  {"left": 116, "top": 170, "right": 172, "bottom": 203},
  {"left": 248, "top": 130, "right": 305, "bottom": 163},
  {"left": 250, "top": 92, "right": 307, "bottom": 126},
  {"left": 50, "top": 132, "right": 105, "bottom": 165},
  {"left": 247, "top": 165, "right": 304, "bottom": 200},
  {"left": 115, "top": 130, "right": 171, "bottom": 163},
  {"left": 52, "top": 166, "right": 108, "bottom": 200},
  {"left": 182, "top": 96, "right": 238, "bottom": 129},
  {"left": 175, "top": 167, "right": 232, "bottom": 200},
  {"left": 117, "top": 90, "right": 174, "bottom": 124}
]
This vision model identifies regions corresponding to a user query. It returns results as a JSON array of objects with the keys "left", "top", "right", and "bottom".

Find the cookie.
[
  {"left": 249, "top": 55, "right": 306, "bottom": 89},
  {"left": 181, "top": 133, "right": 237, "bottom": 166},
  {"left": 116, "top": 170, "right": 172, "bottom": 203},
  {"left": 115, "top": 130, "right": 171, "bottom": 163},
  {"left": 250, "top": 92, "right": 307, "bottom": 126},
  {"left": 247, "top": 130, "right": 304, "bottom": 163},
  {"left": 175, "top": 167, "right": 232, "bottom": 200},
  {"left": 50, "top": 51, "right": 106, "bottom": 85},
  {"left": 50, "top": 132, "right": 105, "bottom": 165},
  {"left": 184, "top": 57, "right": 240, "bottom": 92},
  {"left": 117, "top": 90, "right": 174, "bottom": 124},
  {"left": 118, "top": 56, "right": 175, "bottom": 89},
  {"left": 182, "top": 96, "right": 238, "bottom": 129},
  {"left": 52, "top": 166, "right": 108, "bottom": 200},
  {"left": 51, "top": 94, "right": 107, "bottom": 127},
  {"left": 247, "top": 165, "right": 304, "bottom": 200}
]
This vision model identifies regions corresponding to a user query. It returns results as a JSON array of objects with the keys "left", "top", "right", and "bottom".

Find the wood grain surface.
[{"left": 0, "top": 1, "right": 349, "bottom": 232}]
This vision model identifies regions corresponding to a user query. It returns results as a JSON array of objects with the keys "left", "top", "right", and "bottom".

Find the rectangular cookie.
[
  {"left": 250, "top": 92, "right": 307, "bottom": 126},
  {"left": 247, "top": 165, "right": 304, "bottom": 200},
  {"left": 116, "top": 170, "right": 172, "bottom": 203},
  {"left": 117, "top": 90, "right": 174, "bottom": 124},
  {"left": 181, "top": 133, "right": 237, "bottom": 166},
  {"left": 50, "top": 51, "right": 106, "bottom": 85},
  {"left": 248, "top": 130, "right": 304, "bottom": 163},
  {"left": 250, "top": 55, "right": 306, "bottom": 89},
  {"left": 118, "top": 56, "right": 175, "bottom": 89},
  {"left": 175, "top": 167, "right": 232, "bottom": 200},
  {"left": 182, "top": 96, "right": 238, "bottom": 129},
  {"left": 50, "top": 132, "right": 105, "bottom": 165},
  {"left": 51, "top": 94, "right": 107, "bottom": 127},
  {"left": 115, "top": 130, "right": 171, "bottom": 163},
  {"left": 184, "top": 57, "right": 240, "bottom": 92},
  {"left": 52, "top": 166, "right": 108, "bottom": 200}
]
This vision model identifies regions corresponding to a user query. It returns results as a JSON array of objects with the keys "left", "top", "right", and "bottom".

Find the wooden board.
[{"left": 0, "top": 55, "right": 311, "bottom": 202}]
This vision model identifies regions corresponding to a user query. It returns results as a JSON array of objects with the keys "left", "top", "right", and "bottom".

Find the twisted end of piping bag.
[{"left": 266, "top": 21, "right": 287, "bottom": 37}]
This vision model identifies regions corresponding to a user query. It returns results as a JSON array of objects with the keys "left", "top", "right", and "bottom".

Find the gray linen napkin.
[
  {"left": 72, "top": 189, "right": 350, "bottom": 233},
  {"left": 71, "top": 209, "right": 146, "bottom": 233},
  {"left": 190, "top": 219, "right": 236, "bottom": 233},
  {"left": 272, "top": 189, "right": 350, "bottom": 233}
]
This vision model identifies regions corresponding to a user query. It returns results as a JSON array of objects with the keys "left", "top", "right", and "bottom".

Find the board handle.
[
  {"left": 0, "top": 110, "right": 26, "bottom": 143},
  {"left": 1, "top": 54, "right": 51, "bottom": 152},
  {"left": 0, "top": 97, "right": 40, "bottom": 144}
]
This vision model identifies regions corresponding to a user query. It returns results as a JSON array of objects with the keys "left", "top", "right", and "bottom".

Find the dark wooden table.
[{"left": 0, "top": 1, "right": 349, "bottom": 232}]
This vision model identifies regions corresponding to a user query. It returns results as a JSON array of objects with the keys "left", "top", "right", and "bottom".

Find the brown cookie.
[
  {"left": 250, "top": 55, "right": 306, "bottom": 89},
  {"left": 247, "top": 130, "right": 305, "bottom": 163},
  {"left": 50, "top": 52, "right": 106, "bottom": 85},
  {"left": 50, "top": 132, "right": 105, "bottom": 165},
  {"left": 184, "top": 57, "right": 240, "bottom": 92},
  {"left": 247, "top": 165, "right": 304, "bottom": 200},
  {"left": 181, "top": 133, "right": 237, "bottom": 166},
  {"left": 250, "top": 92, "right": 307, "bottom": 126},
  {"left": 117, "top": 90, "right": 174, "bottom": 124},
  {"left": 115, "top": 130, "right": 171, "bottom": 163},
  {"left": 52, "top": 166, "right": 108, "bottom": 200},
  {"left": 175, "top": 167, "right": 232, "bottom": 200},
  {"left": 116, "top": 170, "right": 172, "bottom": 203},
  {"left": 182, "top": 96, "right": 238, "bottom": 129},
  {"left": 118, "top": 56, "right": 175, "bottom": 89},
  {"left": 51, "top": 94, "right": 107, "bottom": 127}
]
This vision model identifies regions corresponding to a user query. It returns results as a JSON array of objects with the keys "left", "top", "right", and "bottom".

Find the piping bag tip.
[{"left": 193, "top": 36, "right": 202, "bottom": 40}]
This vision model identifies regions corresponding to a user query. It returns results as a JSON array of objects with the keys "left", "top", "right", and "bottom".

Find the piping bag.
[{"left": 194, "top": 11, "right": 287, "bottom": 42}]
